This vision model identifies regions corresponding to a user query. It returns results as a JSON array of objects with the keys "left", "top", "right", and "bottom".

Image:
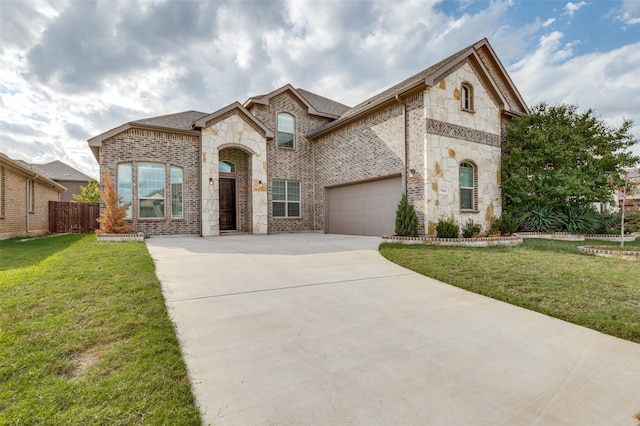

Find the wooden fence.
[{"left": 49, "top": 201, "right": 100, "bottom": 234}]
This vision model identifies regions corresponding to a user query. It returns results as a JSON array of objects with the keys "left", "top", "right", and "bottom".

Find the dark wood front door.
[{"left": 219, "top": 178, "right": 236, "bottom": 231}]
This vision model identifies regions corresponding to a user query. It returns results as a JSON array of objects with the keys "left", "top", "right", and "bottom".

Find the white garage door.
[{"left": 326, "top": 176, "right": 402, "bottom": 236}]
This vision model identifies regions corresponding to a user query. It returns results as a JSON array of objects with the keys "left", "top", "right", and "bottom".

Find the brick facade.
[
  {"left": 248, "top": 91, "right": 331, "bottom": 233},
  {"left": 313, "top": 101, "right": 406, "bottom": 232},
  {"left": 99, "top": 128, "right": 201, "bottom": 236},
  {"left": 0, "top": 161, "right": 63, "bottom": 240}
]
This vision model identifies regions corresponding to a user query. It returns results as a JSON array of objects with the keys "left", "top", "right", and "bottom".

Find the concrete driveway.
[{"left": 146, "top": 234, "right": 640, "bottom": 426}]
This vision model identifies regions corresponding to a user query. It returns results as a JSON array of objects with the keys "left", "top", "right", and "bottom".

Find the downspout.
[{"left": 396, "top": 95, "right": 407, "bottom": 192}]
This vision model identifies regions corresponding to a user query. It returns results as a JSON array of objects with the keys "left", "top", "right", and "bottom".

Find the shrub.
[
  {"left": 96, "top": 171, "right": 132, "bottom": 234},
  {"left": 435, "top": 216, "right": 459, "bottom": 238},
  {"left": 461, "top": 219, "right": 482, "bottom": 238},
  {"left": 557, "top": 205, "right": 600, "bottom": 234},
  {"left": 593, "top": 211, "right": 621, "bottom": 235},
  {"left": 518, "top": 204, "right": 561, "bottom": 233},
  {"left": 491, "top": 211, "right": 519, "bottom": 235},
  {"left": 394, "top": 193, "right": 419, "bottom": 237}
]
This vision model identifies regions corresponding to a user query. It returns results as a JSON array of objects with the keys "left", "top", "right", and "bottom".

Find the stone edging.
[
  {"left": 516, "top": 232, "right": 639, "bottom": 242},
  {"left": 515, "top": 232, "right": 585, "bottom": 241},
  {"left": 578, "top": 246, "right": 640, "bottom": 261},
  {"left": 382, "top": 235, "right": 522, "bottom": 247},
  {"left": 96, "top": 232, "right": 145, "bottom": 242}
]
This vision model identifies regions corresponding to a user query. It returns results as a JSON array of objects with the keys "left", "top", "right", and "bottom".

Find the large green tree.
[{"left": 502, "top": 103, "right": 639, "bottom": 212}]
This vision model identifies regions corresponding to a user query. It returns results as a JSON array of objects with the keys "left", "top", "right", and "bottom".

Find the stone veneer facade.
[{"left": 200, "top": 111, "right": 268, "bottom": 236}]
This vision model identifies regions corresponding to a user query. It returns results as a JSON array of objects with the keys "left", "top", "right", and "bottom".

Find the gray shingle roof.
[
  {"left": 308, "top": 39, "right": 491, "bottom": 138},
  {"left": 30, "top": 160, "right": 92, "bottom": 182},
  {"left": 296, "top": 89, "right": 350, "bottom": 117},
  {"left": 132, "top": 110, "right": 209, "bottom": 130},
  {"left": 333, "top": 43, "right": 471, "bottom": 122}
]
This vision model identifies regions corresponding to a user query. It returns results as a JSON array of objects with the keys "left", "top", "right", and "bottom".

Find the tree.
[
  {"left": 394, "top": 193, "right": 419, "bottom": 237},
  {"left": 502, "top": 103, "right": 639, "bottom": 213},
  {"left": 72, "top": 179, "right": 100, "bottom": 203},
  {"left": 96, "top": 171, "right": 132, "bottom": 234}
]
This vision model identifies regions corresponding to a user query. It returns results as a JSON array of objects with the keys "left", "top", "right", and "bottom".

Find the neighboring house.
[
  {"left": 618, "top": 168, "right": 640, "bottom": 214},
  {"left": 29, "top": 160, "right": 94, "bottom": 202},
  {"left": 88, "top": 38, "right": 528, "bottom": 237},
  {"left": 0, "top": 153, "right": 66, "bottom": 240}
]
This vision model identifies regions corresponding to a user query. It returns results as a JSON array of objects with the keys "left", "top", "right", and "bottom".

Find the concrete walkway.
[{"left": 146, "top": 234, "right": 640, "bottom": 426}]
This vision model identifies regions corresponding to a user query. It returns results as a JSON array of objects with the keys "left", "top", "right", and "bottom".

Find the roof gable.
[
  {"left": 244, "top": 84, "right": 349, "bottom": 119},
  {"left": 309, "top": 38, "right": 528, "bottom": 138},
  {"left": 193, "top": 102, "right": 274, "bottom": 139}
]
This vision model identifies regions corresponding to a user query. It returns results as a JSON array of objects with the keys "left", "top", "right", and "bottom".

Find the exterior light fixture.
[
  {"left": 209, "top": 177, "right": 214, "bottom": 186},
  {"left": 409, "top": 168, "right": 417, "bottom": 178}
]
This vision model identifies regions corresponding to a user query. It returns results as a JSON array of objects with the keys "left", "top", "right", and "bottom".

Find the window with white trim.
[
  {"left": 461, "top": 83, "right": 474, "bottom": 112},
  {"left": 272, "top": 180, "right": 300, "bottom": 217},
  {"left": 170, "top": 166, "right": 183, "bottom": 219},
  {"left": 118, "top": 163, "right": 132, "bottom": 219},
  {"left": 277, "top": 113, "right": 295, "bottom": 148},
  {"left": 27, "top": 179, "right": 34, "bottom": 212},
  {"left": 138, "top": 163, "right": 165, "bottom": 218},
  {"left": 460, "top": 162, "right": 477, "bottom": 210}
]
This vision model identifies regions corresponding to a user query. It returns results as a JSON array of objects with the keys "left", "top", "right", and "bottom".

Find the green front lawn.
[
  {"left": 380, "top": 238, "right": 640, "bottom": 344},
  {"left": 0, "top": 234, "right": 201, "bottom": 425}
]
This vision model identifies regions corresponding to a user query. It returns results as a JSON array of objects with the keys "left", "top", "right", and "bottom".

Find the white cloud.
[
  {"left": 565, "top": 1, "right": 588, "bottom": 17},
  {"left": 510, "top": 32, "right": 640, "bottom": 159},
  {"left": 1, "top": 0, "right": 638, "bottom": 178},
  {"left": 610, "top": 0, "right": 640, "bottom": 25}
]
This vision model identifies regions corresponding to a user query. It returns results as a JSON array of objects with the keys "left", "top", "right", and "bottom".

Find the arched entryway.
[{"left": 218, "top": 148, "right": 251, "bottom": 233}]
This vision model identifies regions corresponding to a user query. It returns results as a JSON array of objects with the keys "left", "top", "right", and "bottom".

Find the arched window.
[
  {"left": 219, "top": 161, "right": 236, "bottom": 173},
  {"left": 461, "top": 83, "right": 473, "bottom": 111},
  {"left": 277, "top": 113, "right": 295, "bottom": 148},
  {"left": 460, "top": 162, "right": 477, "bottom": 210}
]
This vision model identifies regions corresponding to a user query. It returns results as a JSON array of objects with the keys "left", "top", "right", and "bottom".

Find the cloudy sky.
[{"left": 1, "top": 0, "right": 639, "bottom": 178}]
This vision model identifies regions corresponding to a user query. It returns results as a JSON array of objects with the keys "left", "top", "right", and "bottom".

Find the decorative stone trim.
[
  {"left": 518, "top": 232, "right": 639, "bottom": 242},
  {"left": 578, "top": 246, "right": 640, "bottom": 261},
  {"left": 97, "top": 232, "right": 145, "bottom": 242},
  {"left": 382, "top": 235, "right": 522, "bottom": 247},
  {"left": 425, "top": 118, "right": 500, "bottom": 147},
  {"left": 584, "top": 233, "right": 639, "bottom": 242},
  {"left": 516, "top": 232, "right": 585, "bottom": 241}
]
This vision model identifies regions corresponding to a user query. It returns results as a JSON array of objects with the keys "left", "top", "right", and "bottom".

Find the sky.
[{"left": 1, "top": 0, "right": 639, "bottom": 179}]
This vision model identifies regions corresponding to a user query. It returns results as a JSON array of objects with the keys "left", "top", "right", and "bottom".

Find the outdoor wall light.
[
  {"left": 409, "top": 168, "right": 417, "bottom": 178},
  {"left": 259, "top": 180, "right": 263, "bottom": 187},
  {"left": 209, "top": 177, "right": 214, "bottom": 186}
]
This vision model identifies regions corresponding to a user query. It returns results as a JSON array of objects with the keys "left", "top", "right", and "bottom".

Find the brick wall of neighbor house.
[
  {"left": 99, "top": 128, "right": 201, "bottom": 236},
  {"left": 423, "top": 60, "right": 502, "bottom": 235},
  {"left": 31, "top": 180, "right": 59, "bottom": 233},
  {"left": 0, "top": 166, "right": 60, "bottom": 239},
  {"left": 1, "top": 166, "right": 28, "bottom": 236},
  {"left": 249, "top": 92, "right": 331, "bottom": 233},
  {"left": 313, "top": 102, "right": 406, "bottom": 232}
]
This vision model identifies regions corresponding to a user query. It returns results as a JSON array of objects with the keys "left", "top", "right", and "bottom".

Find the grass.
[
  {"left": 0, "top": 234, "right": 201, "bottom": 425},
  {"left": 380, "top": 237, "right": 640, "bottom": 344}
]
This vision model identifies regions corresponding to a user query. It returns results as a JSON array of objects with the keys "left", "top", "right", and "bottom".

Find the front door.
[{"left": 219, "top": 178, "right": 236, "bottom": 231}]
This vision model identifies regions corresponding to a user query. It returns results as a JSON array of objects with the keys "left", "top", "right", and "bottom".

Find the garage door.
[{"left": 326, "top": 176, "right": 402, "bottom": 236}]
